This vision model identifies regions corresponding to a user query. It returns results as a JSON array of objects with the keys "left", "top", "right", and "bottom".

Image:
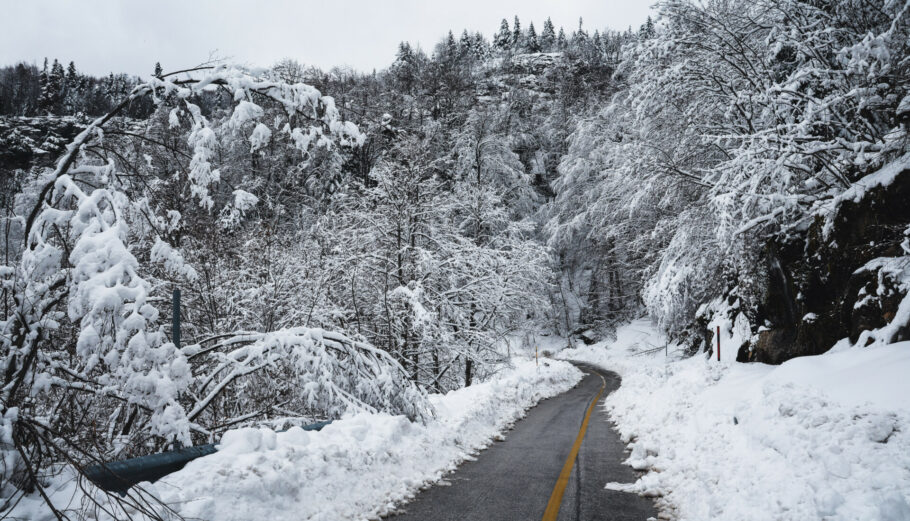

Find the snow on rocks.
[
  {"left": 817, "top": 153, "right": 910, "bottom": 239},
  {"left": 509, "top": 52, "right": 563, "bottom": 73},
  {"left": 11, "top": 359, "right": 581, "bottom": 521},
  {"left": 560, "top": 319, "right": 910, "bottom": 521}
]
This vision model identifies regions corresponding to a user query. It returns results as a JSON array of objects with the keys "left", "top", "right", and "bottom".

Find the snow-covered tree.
[
  {"left": 547, "top": 0, "right": 910, "bottom": 337},
  {"left": 557, "top": 27, "right": 568, "bottom": 50},
  {"left": 494, "top": 18, "right": 512, "bottom": 52},
  {"left": 541, "top": 17, "right": 556, "bottom": 51},
  {"left": 526, "top": 22, "right": 540, "bottom": 53},
  {"left": 0, "top": 64, "right": 435, "bottom": 516},
  {"left": 512, "top": 16, "right": 523, "bottom": 48}
]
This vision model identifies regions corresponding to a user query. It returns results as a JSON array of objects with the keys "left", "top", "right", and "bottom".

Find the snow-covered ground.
[
  {"left": 560, "top": 319, "right": 910, "bottom": 521},
  {"left": 12, "top": 358, "right": 582, "bottom": 521}
]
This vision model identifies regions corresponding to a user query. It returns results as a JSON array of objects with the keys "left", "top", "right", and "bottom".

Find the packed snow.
[
  {"left": 560, "top": 319, "right": 910, "bottom": 521},
  {"left": 10, "top": 358, "right": 581, "bottom": 521}
]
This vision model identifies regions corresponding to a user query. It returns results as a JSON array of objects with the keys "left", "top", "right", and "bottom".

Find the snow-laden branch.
[{"left": 183, "top": 328, "right": 433, "bottom": 425}]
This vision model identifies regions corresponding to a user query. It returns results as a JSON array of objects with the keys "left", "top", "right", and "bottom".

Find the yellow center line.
[{"left": 541, "top": 370, "right": 606, "bottom": 521}]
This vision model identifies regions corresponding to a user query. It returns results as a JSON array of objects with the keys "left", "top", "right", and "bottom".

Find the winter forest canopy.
[{"left": 2, "top": 0, "right": 910, "bottom": 517}]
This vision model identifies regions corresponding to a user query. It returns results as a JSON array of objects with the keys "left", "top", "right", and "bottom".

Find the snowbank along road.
[{"left": 387, "top": 362, "right": 655, "bottom": 521}]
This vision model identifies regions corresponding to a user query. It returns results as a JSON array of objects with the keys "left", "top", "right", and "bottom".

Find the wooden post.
[
  {"left": 716, "top": 325, "right": 721, "bottom": 362},
  {"left": 535, "top": 345, "right": 539, "bottom": 367}
]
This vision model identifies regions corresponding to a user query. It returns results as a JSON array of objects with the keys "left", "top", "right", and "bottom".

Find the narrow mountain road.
[{"left": 386, "top": 363, "right": 656, "bottom": 521}]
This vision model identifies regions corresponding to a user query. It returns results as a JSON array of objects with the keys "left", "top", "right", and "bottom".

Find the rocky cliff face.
[{"left": 740, "top": 160, "right": 910, "bottom": 364}]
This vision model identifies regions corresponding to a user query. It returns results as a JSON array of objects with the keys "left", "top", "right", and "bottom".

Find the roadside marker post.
[{"left": 716, "top": 325, "right": 721, "bottom": 362}]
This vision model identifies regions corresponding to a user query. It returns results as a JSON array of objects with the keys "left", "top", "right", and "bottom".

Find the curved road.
[{"left": 386, "top": 363, "right": 656, "bottom": 521}]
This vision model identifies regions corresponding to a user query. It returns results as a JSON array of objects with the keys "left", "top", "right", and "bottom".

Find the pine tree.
[
  {"left": 557, "top": 27, "right": 568, "bottom": 50},
  {"left": 459, "top": 29, "right": 472, "bottom": 57},
  {"left": 512, "top": 16, "right": 522, "bottom": 47},
  {"left": 494, "top": 18, "right": 512, "bottom": 51},
  {"left": 105, "top": 72, "right": 116, "bottom": 101},
  {"left": 446, "top": 30, "right": 457, "bottom": 56},
  {"left": 592, "top": 30, "right": 603, "bottom": 58},
  {"left": 640, "top": 16, "right": 655, "bottom": 39},
  {"left": 392, "top": 42, "right": 421, "bottom": 96},
  {"left": 38, "top": 58, "right": 65, "bottom": 114},
  {"left": 154, "top": 61, "right": 163, "bottom": 78},
  {"left": 526, "top": 22, "right": 540, "bottom": 53},
  {"left": 472, "top": 32, "right": 489, "bottom": 60},
  {"left": 66, "top": 61, "right": 77, "bottom": 83},
  {"left": 573, "top": 18, "right": 589, "bottom": 49},
  {"left": 396, "top": 41, "right": 414, "bottom": 63},
  {"left": 37, "top": 58, "right": 52, "bottom": 114},
  {"left": 65, "top": 61, "right": 79, "bottom": 114},
  {"left": 541, "top": 17, "right": 556, "bottom": 51},
  {"left": 49, "top": 59, "right": 64, "bottom": 84}
]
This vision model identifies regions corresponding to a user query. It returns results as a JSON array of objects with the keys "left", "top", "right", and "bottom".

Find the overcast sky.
[{"left": 2, "top": 0, "right": 654, "bottom": 77}]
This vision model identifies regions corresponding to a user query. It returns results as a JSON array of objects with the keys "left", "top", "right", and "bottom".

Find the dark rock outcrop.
[{"left": 743, "top": 164, "right": 910, "bottom": 364}]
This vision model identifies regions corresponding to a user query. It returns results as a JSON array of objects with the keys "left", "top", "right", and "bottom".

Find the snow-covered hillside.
[{"left": 561, "top": 320, "right": 910, "bottom": 521}]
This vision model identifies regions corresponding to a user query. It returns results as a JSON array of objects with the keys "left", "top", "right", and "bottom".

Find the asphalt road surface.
[{"left": 386, "top": 362, "right": 656, "bottom": 521}]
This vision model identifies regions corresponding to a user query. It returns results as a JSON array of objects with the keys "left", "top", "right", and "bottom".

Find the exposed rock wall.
[{"left": 740, "top": 165, "right": 910, "bottom": 363}]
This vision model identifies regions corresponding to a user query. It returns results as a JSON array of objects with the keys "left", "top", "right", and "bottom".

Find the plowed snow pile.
[
  {"left": 11, "top": 359, "right": 581, "bottom": 521},
  {"left": 561, "top": 319, "right": 910, "bottom": 521}
]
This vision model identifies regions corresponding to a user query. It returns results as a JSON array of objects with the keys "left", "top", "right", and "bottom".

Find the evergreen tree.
[
  {"left": 445, "top": 30, "right": 458, "bottom": 56},
  {"left": 592, "top": 30, "right": 603, "bottom": 59},
  {"left": 38, "top": 58, "right": 65, "bottom": 114},
  {"left": 541, "top": 17, "right": 557, "bottom": 51},
  {"left": 512, "top": 16, "right": 522, "bottom": 47},
  {"left": 526, "top": 22, "right": 540, "bottom": 53},
  {"left": 472, "top": 32, "right": 489, "bottom": 60},
  {"left": 459, "top": 29, "right": 472, "bottom": 57},
  {"left": 396, "top": 41, "right": 414, "bottom": 62},
  {"left": 557, "top": 27, "right": 568, "bottom": 50},
  {"left": 66, "top": 61, "right": 77, "bottom": 83},
  {"left": 64, "top": 61, "right": 79, "bottom": 114},
  {"left": 494, "top": 18, "right": 512, "bottom": 51},
  {"left": 572, "top": 18, "right": 589, "bottom": 49},
  {"left": 640, "top": 16, "right": 655, "bottom": 39},
  {"left": 154, "top": 61, "right": 163, "bottom": 78},
  {"left": 105, "top": 72, "right": 116, "bottom": 101},
  {"left": 37, "top": 58, "right": 52, "bottom": 114},
  {"left": 577, "top": 17, "right": 588, "bottom": 38},
  {"left": 49, "top": 59, "right": 64, "bottom": 85},
  {"left": 392, "top": 41, "right": 419, "bottom": 94}
]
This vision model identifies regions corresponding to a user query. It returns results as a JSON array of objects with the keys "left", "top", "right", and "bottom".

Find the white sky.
[{"left": 2, "top": 0, "right": 654, "bottom": 77}]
